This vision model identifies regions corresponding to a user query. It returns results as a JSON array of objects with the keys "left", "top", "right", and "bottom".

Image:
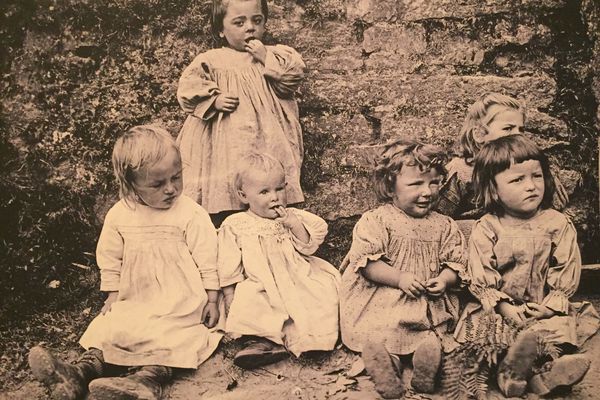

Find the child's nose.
[{"left": 164, "top": 182, "right": 176, "bottom": 194}]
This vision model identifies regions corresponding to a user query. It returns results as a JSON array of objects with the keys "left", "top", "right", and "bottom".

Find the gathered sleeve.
[
  {"left": 344, "top": 211, "right": 388, "bottom": 273},
  {"left": 177, "top": 52, "right": 221, "bottom": 120},
  {"left": 288, "top": 209, "right": 327, "bottom": 256},
  {"left": 185, "top": 207, "right": 219, "bottom": 291},
  {"left": 467, "top": 218, "right": 512, "bottom": 311},
  {"left": 541, "top": 217, "right": 581, "bottom": 314},
  {"left": 217, "top": 224, "right": 245, "bottom": 287},
  {"left": 96, "top": 208, "right": 124, "bottom": 292},
  {"left": 438, "top": 216, "right": 469, "bottom": 286},
  {"left": 263, "top": 45, "right": 305, "bottom": 98}
]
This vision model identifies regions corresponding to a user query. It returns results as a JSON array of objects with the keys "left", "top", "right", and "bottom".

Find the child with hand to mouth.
[
  {"left": 218, "top": 153, "right": 341, "bottom": 369},
  {"left": 177, "top": 0, "right": 306, "bottom": 226}
]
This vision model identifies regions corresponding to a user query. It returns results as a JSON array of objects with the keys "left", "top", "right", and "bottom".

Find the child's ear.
[
  {"left": 473, "top": 125, "right": 487, "bottom": 144},
  {"left": 237, "top": 188, "right": 249, "bottom": 204}
]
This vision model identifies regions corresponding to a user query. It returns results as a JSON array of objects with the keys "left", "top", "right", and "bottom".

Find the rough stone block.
[
  {"left": 347, "top": 0, "right": 566, "bottom": 22},
  {"left": 303, "top": 175, "right": 379, "bottom": 220}
]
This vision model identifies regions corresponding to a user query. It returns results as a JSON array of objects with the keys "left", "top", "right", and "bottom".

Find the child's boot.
[
  {"left": 528, "top": 354, "right": 590, "bottom": 395},
  {"left": 411, "top": 335, "right": 442, "bottom": 394},
  {"left": 28, "top": 345, "right": 105, "bottom": 400},
  {"left": 497, "top": 330, "right": 539, "bottom": 398},
  {"left": 362, "top": 340, "right": 405, "bottom": 399},
  {"left": 88, "top": 365, "right": 172, "bottom": 400},
  {"left": 233, "top": 337, "right": 289, "bottom": 369}
]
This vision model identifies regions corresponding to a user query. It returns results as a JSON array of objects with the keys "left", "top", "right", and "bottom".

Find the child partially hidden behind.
[
  {"left": 218, "top": 153, "right": 341, "bottom": 368},
  {"left": 340, "top": 140, "right": 468, "bottom": 398}
]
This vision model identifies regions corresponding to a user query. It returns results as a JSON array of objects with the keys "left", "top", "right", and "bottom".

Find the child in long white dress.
[
  {"left": 218, "top": 153, "right": 340, "bottom": 369},
  {"left": 28, "top": 125, "right": 222, "bottom": 400},
  {"left": 177, "top": 0, "right": 305, "bottom": 221}
]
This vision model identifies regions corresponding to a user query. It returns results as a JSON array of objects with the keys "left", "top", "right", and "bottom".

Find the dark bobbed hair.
[
  {"left": 374, "top": 139, "right": 448, "bottom": 202},
  {"left": 472, "top": 134, "right": 555, "bottom": 216},
  {"left": 211, "top": 0, "right": 269, "bottom": 43}
]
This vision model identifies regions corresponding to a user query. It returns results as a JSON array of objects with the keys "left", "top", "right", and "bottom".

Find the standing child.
[
  {"left": 177, "top": 0, "right": 305, "bottom": 224},
  {"left": 436, "top": 92, "right": 568, "bottom": 219},
  {"left": 455, "top": 134, "right": 599, "bottom": 397},
  {"left": 218, "top": 153, "right": 340, "bottom": 369},
  {"left": 340, "top": 140, "right": 468, "bottom": 398},
  {"left": 28, "top": 125, "right": 222, "bottom": 400}
]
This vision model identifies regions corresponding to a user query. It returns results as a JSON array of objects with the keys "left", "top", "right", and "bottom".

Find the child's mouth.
[{"left": 245, "top": 37, "right": 255, "bottom": 43}]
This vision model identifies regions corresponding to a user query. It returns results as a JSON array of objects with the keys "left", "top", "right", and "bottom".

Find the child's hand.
[
  {"left": 424, "top": 277, "right": 447, "bottom": 297},
  {"left": 274, "top": 206, "right": 299, "bottom": 228},
  {"left": 497, "top": 301, "right": 527, "bottom": 326},
  {"left": 201, "top": 301, "right": 219, "bottom": 328},
  {"left": 397, "top": 271, "right": 426, "bottom": 299},
  {"left": 101, "top": 291, "right": 118, "bottom": 315},
  {"left": 523, "top": 302, "right": 555, "bottom": 320},
  {"left": 245, "top": 39, "right": 267, "bottom": 64},
  {"left": 214, "top": 93, "right": 239, "bottom": 113}
]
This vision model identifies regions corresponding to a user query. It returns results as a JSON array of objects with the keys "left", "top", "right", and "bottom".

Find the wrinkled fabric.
[
  {"left": 80, "top": 196, "right": 222, "bottom": 368},
  {"left": 176, "top": 45, "right": 305, "bottom": 213},
  {"left": 455, "top": 209, "right": 599, "bottom": 347},
  {"left": 218, "top": 209, "right": 340, "bottom": 356},
  {"left": 340, "top": 204, "right": 467, "bottom": 355}
]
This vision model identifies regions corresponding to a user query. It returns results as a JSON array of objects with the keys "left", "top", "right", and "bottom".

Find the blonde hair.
[
  {"left": 457, "top": 93, "right": 525, "bottom": 163},
  {"left": 374, "top": 139, "right": 448, "bottom": 202},
  {"left": 112, "top": 125, "right": 178, "bottom": 207},
  {"left": 234, "top": 152, "right": 285, "bottom": 197}
]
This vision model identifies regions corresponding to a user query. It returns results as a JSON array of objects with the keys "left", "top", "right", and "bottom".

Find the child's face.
[
  {"left": 133, "top": 147, "right": 183, "bottom": 209},
  {"left": 238, "top": 167, "right": 287, "bottom": 219},
  {"left": 221, "top": 0, "right": 265, "bottom": 51},
  {"left": 392, "top": 164, "right": 442, "bottom": 218},
  {"left": 494, "top": 159, "right": 544, "bottom": 219},
  {"left": 478, "top": 104, "right": 524, "bottom": 144}
]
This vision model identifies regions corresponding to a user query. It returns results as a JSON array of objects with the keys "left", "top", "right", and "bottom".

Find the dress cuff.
[
  {"left": 220, "top": 274, "right": 245, "bottom": 288},
  {"left": 350, "top": 252, "right": 385, "bottom": 273},
  {"left": 441, "top": 262, "right": 470, "bottom": 288},
  {"left": 542, "top": 290, "right": 570, "bottom": 315},
  {"left": 192, "top": 94, "right": 219, "bottom": 120},
  {"left": 469, "top": 284, "right": 512, "bottom": 312}
]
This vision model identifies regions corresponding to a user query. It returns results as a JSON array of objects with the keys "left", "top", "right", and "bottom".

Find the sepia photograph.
[{"left": 1, "top": 0, "right": 599, "bottom": 399}]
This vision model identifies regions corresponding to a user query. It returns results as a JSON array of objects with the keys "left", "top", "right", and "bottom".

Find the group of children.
[{"left": 27, "top": 0, "right": 599, "bottom": 399}]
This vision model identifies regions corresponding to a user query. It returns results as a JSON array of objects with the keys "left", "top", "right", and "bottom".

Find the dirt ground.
[{"left": 3, "top": 296, "right": 599, "bottom": 400}]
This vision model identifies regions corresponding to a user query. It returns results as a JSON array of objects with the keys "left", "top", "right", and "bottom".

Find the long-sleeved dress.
[
  {"left": 79, "top": 196, "right": 223, "bottom": 368},
  {"left": 218, "top": 209, "right": 341, "bottom": 356},
  {"left": 454, "top": 209, "right": 599, "bottom": 347},
  {"left": 176, "top": 45, "right": 305, "bottom": 214},
  {"left": 340, "top": 204, "right": 467, "bottom": 355}
]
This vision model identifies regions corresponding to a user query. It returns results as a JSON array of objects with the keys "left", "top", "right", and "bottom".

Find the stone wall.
[{"left": 265, "top": 0, "right": 600, "bottom": 264}]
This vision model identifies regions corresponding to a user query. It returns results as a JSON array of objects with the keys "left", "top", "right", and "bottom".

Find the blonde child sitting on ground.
[
  {"left": 218, "top": 152, "right": 341, "bottom": 369},
  {"left": 28, "top": 125, "right": 222, "bottom": 400}
]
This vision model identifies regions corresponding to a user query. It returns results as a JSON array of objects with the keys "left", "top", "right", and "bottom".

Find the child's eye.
[
  {"left": 509, "top": 177, "right": 523, "bottom": 183},
  {"left": 276, "top": 186, "right": 285, "bottom": 191},
  {"left": 260, "top": 189, "right": 268, "bottom": 195},
  {"left": 233, "top": 20, "right": 243, "bottom": 27},
  {"left": 252, "top": 16, "right": 264, "bottom": 25}
]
